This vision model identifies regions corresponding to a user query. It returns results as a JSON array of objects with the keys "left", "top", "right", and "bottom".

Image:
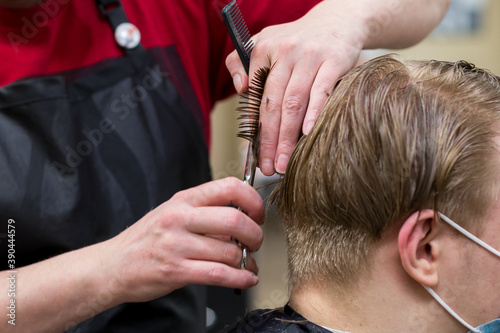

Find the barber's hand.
[
  {"left": 105, "top": 177, "right": 265, "bottom": 303},
  {"left": 226, "top": 2, "right": 363, "bottom": 176}
]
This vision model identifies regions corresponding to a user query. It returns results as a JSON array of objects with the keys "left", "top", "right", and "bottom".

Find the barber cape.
[{"left": 222, "top": 303, "right": 337, "bottom": 333}]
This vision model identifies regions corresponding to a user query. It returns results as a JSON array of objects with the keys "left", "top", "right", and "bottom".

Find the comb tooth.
[
  {"left": 234, "top": 19, "right": 243, "bottom": 31},
  {"left": 241, "top": 32, "right": 250, "bottom": 43},
  {"left": 237, "top": 113, "right": 259, "bottom": 120},
  {"left": 235, "top": 23, "right": 245, "bottom": 36},
  {"left": 237, "top": 27, "right": 248, "bottom": 38},
  {"left": 235, "top": 22, "right": 246, "bottom": 36},
  {"left": 234, "top": 16, "right": 248, "bottom": 31},
  {"left": 240, "top": 27, "right": 250, "bottom": 37},
  {"left": 233, "top": 19, "right": 243, "bottom": 30},
  {"left": 235, "top": 22, "right": 247, "bottom": 36},
  {"left": 236, "top": 22, "right": 247, "bottom": 32},
  {"left": 233, "top": 10, "right": 242, "bottom": 21},
  {"left": 234, "top": 17, "right": 243, "bottom": 27},
  {"left": 238, "top": 115, "right": 259, "bottom": 122},
  {"left": 230, "top": 4, "right": 239, "bottom": 14},
  {"left": 237, "top": 120, "right": 259, "bottom": 127},
  {"left": 233, "top": 11, "right": 242, "bottom": 22},
  {"left": 245, "top": 45, "right": 254, "bottom": 56},
  {"left": 239, "top": 101, "right": 260, "bottom": 108},
  {"left": 237, "top": 111, "right": 259, "bottom": 118},
  {"left": 239, "top": 36, "right": 249, "bottom": 46},
  {"left": 237, "top": 100, "right": 260, "bottom": 109},
  {"left": 241, "top": 36, "right": 250, "bottom": 46}
]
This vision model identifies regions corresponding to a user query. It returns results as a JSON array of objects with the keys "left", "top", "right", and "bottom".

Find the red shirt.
[{"left": 0, "top": 0, "right": 320, "bottom": 141}]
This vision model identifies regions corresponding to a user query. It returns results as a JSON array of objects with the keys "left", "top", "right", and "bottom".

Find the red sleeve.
[{"left": 207, "top": 0, "right": 322, "bottom": 104}]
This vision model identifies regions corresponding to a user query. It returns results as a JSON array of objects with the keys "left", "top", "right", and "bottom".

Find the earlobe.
[{"left": 398, "top": 209, "right": 440, "bottom": 287}]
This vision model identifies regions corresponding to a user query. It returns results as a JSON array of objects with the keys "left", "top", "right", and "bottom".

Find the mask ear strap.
[
  {"left": 438, "top": 213, "right": 500, "bottom": 258},
  {"left": 421, "top": 285, "right": 480, "bottom": 333}
]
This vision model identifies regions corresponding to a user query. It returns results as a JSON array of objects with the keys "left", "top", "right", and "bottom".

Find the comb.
[{"left": 222, "top": 0, "right": 254, "bottom": 74}]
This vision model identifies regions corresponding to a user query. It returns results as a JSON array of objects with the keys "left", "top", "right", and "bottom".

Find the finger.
[
  {"left": 185, "top": 234, "right": 259, "bottom": 275},
  {"left": 225, "top": 50, "right": 249, "bottom": 93},
  {"left": 206, "top": 234, "right": 232, "bottom": 242},
  {"left": 205, "top": 235, "right": 261, "bottom": 272},
  {"left": 174, "top": 177, "right": 265, "bottom": 224},
  {"left": 187, "top": 206, "right": 264, "bottom": 252},
  {"left": 256, "top": 61, "right": 292, "bottom": 176},
  {"left": 302, "top": 60, "right": 348, "bottom": 135},
  {"left": 183, "top": 260, "right": 259, "bottom": 290},
  {"left": 274, "top": 60, "right": 319, "bottom": 174}
]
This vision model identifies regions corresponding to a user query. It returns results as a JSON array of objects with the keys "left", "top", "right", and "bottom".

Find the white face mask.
[{"left": 421, "top": 213, "right": 500, "bottom": 333}]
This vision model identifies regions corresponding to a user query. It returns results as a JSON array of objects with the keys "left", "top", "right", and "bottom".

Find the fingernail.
[
  {"left": 261, "top": 158, "right": 274, "bottom": 175},
  {"left": 233, "top": 74, "right": 243, "bottom": 93},
  {"left": 304, "top": 121, "right": 314, "bottom": 135},
  {"left": 276, "top": 154, "right": 289, "bottom": 174}
]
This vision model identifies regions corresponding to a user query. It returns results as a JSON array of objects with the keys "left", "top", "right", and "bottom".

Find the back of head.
[{"left": 270, "top": 55, "right": 500, "bottom": 292}]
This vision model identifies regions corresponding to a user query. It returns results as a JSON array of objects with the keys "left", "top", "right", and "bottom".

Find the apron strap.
[{"left": 95, "top": 0, "right": 150, "bottom": 69}]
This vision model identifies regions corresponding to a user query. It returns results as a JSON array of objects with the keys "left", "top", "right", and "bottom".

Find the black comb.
[{"left": 222, "top": 0, "right": 254, "bottom": 74}]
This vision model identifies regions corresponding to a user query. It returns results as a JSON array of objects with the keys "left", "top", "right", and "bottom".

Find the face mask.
[
  {"left": 421, "top": 213, "right": 500, "bottom": 333},
  {"left": 468, "top": 319, "right": 500, "bottom": 333}
]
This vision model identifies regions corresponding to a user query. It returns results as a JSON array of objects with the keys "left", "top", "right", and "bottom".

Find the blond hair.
[{"left": 270, "top": 55, "right": 500, "bottom": 290}]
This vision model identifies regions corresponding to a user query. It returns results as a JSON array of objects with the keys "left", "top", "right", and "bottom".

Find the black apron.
[{"left": 0, "top": 1, "right": 210, "bottom": 331}]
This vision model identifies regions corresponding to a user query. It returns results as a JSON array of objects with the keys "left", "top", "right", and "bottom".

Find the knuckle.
[
  {"left": 171, "top": 189, "right": 185, "bottom": 202},
  {"left": 262, "top": 97, "right": 281, "bottom": 115},
  {"left": 159, "top": 256, "right": 180, "bottom": 277},
  {"left": 259, "top": 138, "right": 276, "bottom": 155},
  {"left": 221, "top": 176, "right": 240, "bottom": 196},
  {"left": 278, "top": 37, "right": 298, "bottom": 54},
  {"left": 259, "top": 26, "right": 273, "bottom": 37},
  {"left": 160, "top": 204, "right": 186, "bottom": 225},
  {"left": 223, "top": 209, "right": 242, "bottom": 231},
  {"left": 208, "top": 266, "right": 227, "bottom": 284},
  {"left": 222, "top": 244, "right": 240, "bottom": 264},
  {"left": 283, "top": 96, "right": 305, "bottom": 114},
  {"left": 301, "top": 42, "right": 322, "bottom": 58}
]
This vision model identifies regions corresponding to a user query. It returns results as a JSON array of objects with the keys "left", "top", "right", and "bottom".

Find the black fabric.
[
  {"left": 222, "top": 303, "right": 332, "bottom": 333},
  {"left": 0, "top": 40, "right": 210, "bottom": 333},
  {"left": 95, "top": 0, "right": 129, "bottom": 32},
  {"left": 0, "top": 1, "right": 211, "bottom": 331}
]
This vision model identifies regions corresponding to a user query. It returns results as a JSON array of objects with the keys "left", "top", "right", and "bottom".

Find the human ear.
[{"left": 398, "top": 209, "right": 440, "bottom": 287}]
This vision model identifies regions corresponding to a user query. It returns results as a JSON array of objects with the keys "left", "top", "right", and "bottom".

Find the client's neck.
[
  {"left": 289, "top": 278, "right": 400, "bottom": 333},
  {"left": 288, "top": 264, "right": 457, "bottom": 332}
]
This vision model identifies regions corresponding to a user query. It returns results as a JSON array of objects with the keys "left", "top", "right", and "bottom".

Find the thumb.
[{"left": 226, "top": 49, "right": 249, "bottom": 93}]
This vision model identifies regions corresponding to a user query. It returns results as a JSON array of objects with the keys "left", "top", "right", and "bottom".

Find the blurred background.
[{"left": 207, "top": 0, "right": 500, "bottom": 330}]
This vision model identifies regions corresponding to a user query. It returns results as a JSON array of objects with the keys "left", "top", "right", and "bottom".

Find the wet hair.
[{"left": 270, "top": 55, "right": 500, "bottom": 291}]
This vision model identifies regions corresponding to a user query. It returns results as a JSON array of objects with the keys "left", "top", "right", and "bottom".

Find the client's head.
[{"left": 270, "top": 55, "right": 500, "bottom": 332}]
